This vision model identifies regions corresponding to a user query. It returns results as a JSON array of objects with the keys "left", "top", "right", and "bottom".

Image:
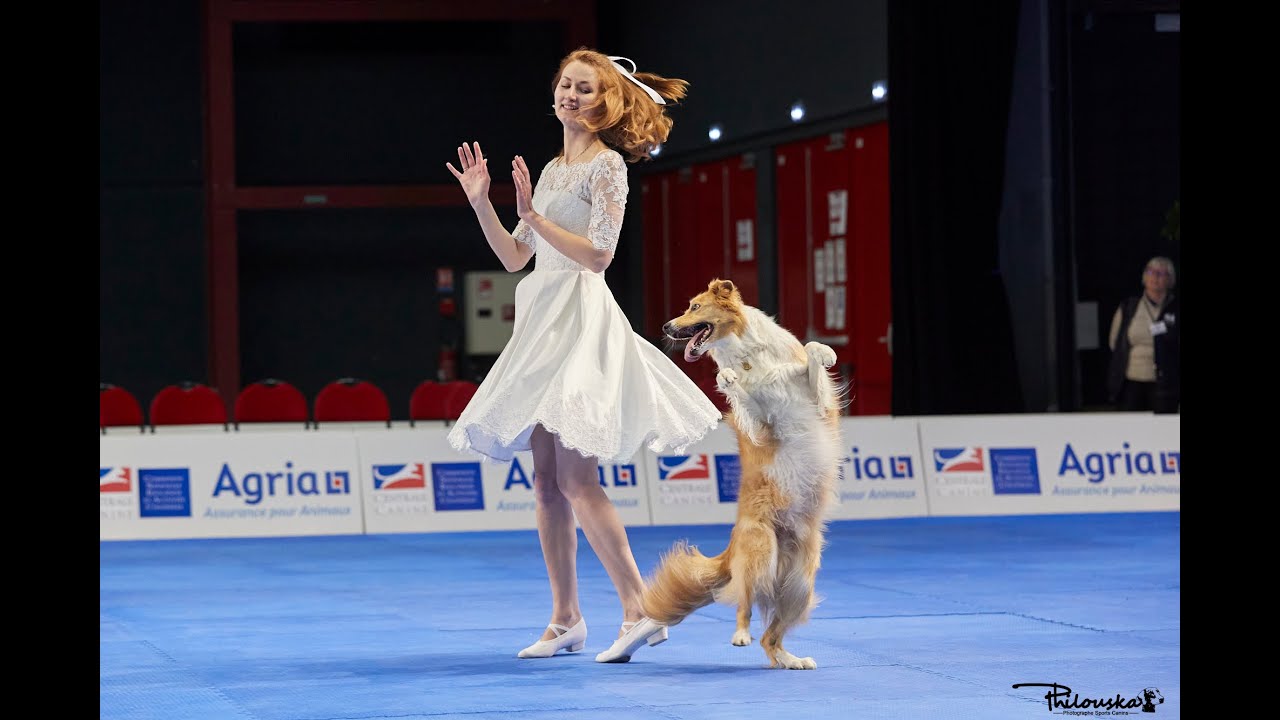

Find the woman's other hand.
[{"left": 512, "top": 155, "right": 538, "bottom": 223}]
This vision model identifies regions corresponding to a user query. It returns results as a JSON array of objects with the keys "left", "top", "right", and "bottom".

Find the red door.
[
  {"left": 775, "top": 140, "right": 811, "bottom": 340},
  {"left": 640, "top": 168, "right": 702, "bottom": 339},
  {"left": 683, "top": 159, "right": 763, "bottom": 412},
  {"left": 725, "top": 154, "right": 760, "bottom": 306},
  {"left": 640, "top": 173, "right": 669, "bottom": 343},
  {"left": 848, "top": 121, "right": 891, "bottom": 414},
  {"left": 774, "top": 124, "right": 891, "bottom": 415}
]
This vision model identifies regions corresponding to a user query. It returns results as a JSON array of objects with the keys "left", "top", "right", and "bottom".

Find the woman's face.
[{"left": 554, "top": 60, "right": 600, "bottom": 127}]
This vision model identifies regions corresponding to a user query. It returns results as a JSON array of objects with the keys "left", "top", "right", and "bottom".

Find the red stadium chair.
[
  {"left": 442, "top": 380, "right": 479, "bottom": 420},
  {"left": 313, "top": 378, "right": 390, "bottom": 429},
  {"left": 409, "top": 380, "right": 451, "bottom": 425},
  {"left": 234, "top": 378, "right": 310, "bottom": 431},
  {"left": 100, "top": 383, "right": 145, "bottom": 434},
  {"left": 149, "top": 382, "right": 228, "bottom": 433}
]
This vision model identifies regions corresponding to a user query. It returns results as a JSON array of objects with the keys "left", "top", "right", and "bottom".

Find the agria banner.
[
  {"left": 919, "top": 413, "right": 1180, "bottom": 516},
  {"left": 100, "top": 431, "right": 364, "bottom": 540},
  {"left": 829, "top": 416, "right": 929, "bottom": 521},
  {"left": 356, "top": 428, "right": 650, "bottom": 534},
  {"left": 642, "top": 416, "right": 930, "bottom": 526},
  {"left": 644, "top": 422, "right": 742, "bottom": 527},
  {"left": 102, "top": 413, "right": 1179, "bottom": 541}
]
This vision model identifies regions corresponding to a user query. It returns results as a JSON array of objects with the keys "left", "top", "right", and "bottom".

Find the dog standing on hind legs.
[{"left": 643, "top": 278, "right": 846, "bottom": 669}]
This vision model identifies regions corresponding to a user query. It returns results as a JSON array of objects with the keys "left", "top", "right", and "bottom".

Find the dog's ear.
[{"left": 712, "top": 279, "right": 737, "bottom": 298}]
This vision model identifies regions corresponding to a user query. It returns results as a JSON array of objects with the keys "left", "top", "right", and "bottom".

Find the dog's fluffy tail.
[{"left": 641, "top": 540, "right": 731, "bottom": 626}]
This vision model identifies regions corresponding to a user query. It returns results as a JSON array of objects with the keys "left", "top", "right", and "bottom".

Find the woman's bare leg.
[
  {"left": 552, "top": 434, "right": 646, "bottom": 630},
  {"left": 530, "top": 424, "right": 582, "bottom": 641}
]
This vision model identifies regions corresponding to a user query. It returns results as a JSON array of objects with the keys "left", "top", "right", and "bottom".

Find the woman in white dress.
[{"left": 445, "top": 48, "right": 720, "bottom": 663}]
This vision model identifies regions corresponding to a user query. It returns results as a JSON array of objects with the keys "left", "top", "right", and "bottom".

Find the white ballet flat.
[
  {"left": 594, "top": 617, "right": 669, "bottom": 663},
  {"left": 517, "top": 618, "right": 587, "bottom": 658}
]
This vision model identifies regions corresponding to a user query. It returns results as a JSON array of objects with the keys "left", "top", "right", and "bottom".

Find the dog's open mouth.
[{"left": 669, "top": 322, "right": 713, "bottom": 362}]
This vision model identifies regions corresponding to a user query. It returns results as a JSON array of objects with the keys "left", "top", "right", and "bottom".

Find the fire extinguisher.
[
  {"left": 438, "top": 345, "right": 457, "bottom": 382},
  {"left": 437, "top": 266, "right": 459, "bottom": 382}
]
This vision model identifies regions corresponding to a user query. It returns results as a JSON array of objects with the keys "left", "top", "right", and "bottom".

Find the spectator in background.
[{"left": 1107, "top": 256, "right": 1179, "bottom": 413}]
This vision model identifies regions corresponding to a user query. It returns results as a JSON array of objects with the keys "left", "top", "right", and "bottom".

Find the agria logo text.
[
  {"left": 212, "top": 461, "right": 351, "bottom": 504},
  {"left": 839, "top": 447, "right": 915, "bottom": 481},
  {"left": 1058, "top": 442, "right": 1180, "bottom": 484}
]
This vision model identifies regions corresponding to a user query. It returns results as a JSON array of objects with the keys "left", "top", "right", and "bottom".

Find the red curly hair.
[{"left": 552, "top": 48, "right": 690, "bottom": 163}]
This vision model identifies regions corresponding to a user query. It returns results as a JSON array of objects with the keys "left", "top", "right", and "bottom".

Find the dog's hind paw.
[
  {"left": 731, "top": 629, "right": 752, "bottom": 646},
  {"left": 805, "top": 342, "right": 837, "bottom": 369},
  {"left": 716, "top": 368, "right": 739, "bottom": 390},
  {"left": 774, "top": 651, "right": 818, "bottom": 670}
]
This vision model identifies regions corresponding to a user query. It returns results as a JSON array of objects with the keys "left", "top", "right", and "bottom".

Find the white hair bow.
[{"left": 608, "top": 56, "right": 666, "bottom": 105}]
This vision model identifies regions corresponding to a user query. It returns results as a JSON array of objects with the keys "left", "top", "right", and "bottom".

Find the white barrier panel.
[
  {"left": 356, "top": 428, "right": 652, "bottom": 534},
  {"left": 919, "top": 413, "right": 1180, "bottom": 516},
  {"left": 100, "top": 413, "right": 1181, "bottom": 540},
  {"left": 830, "top": 417, "right": 930, "bottom": 520},
  {"left": 645, "top": 422, "right": 742, "bottom": 526},
  {"left": 100, "top": 431, "right": 364, "bottom": 541}
]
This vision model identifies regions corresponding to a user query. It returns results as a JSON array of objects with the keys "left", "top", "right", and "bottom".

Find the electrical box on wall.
[{"left": 463, "top": 271, "right": 528, "bottom": 355}]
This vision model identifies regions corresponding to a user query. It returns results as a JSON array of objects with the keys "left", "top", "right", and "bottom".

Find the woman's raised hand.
[
  {"left": 446, "top": 141, "right": 491, "bottom": 208},
  {"left": 512, "top": 155, "right": 536, "bottom": 222}
]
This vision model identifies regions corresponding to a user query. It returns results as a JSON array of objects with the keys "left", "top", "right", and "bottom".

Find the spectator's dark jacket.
[{"left": 1107, "top": 294, "right": 1179, "bottom": 403}]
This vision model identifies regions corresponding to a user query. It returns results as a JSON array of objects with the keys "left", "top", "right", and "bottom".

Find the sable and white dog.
[{"left": 642, "top": 278, "right": 845, "bottom": 669}]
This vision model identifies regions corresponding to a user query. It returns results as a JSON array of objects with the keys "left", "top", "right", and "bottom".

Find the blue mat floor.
[{"left": 101, "top": 512, "right": 1180, "bottom": 719}]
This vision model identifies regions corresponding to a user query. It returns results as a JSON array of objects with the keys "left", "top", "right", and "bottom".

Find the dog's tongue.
[
  {"left": 683, "top": 328, "right": 708, "bottom": 363},
  {"left": 683, "top": 336, "right": 700, "bottom": 362}
]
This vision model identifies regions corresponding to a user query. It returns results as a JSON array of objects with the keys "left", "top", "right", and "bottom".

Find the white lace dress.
[{"left": 446, "top": 149, "right": 721, "bottom": 464}]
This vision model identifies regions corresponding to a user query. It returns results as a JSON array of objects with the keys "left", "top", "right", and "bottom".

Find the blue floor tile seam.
[
  {"left": 299, "top": 713, "right": 526, "bottom": 720},
  {"left": 891, "top": 660, "right": 1050, "bottom": 703},
  {"left": 364, "top": 697, "right": 887, "bottom": 718},
  {"left": 835, "top": 581, "right": 987, "bottom": 606},
  {"left": 332, "top": 701, "right": 688, "bottom": 720},
  {"left": 107, "top": 637, "right": 259, "bottom": 720},
  {"left": 843, "top": 578, "right": 1176, "bottom": 593},
  {"left": 559, "top": 677, "right": 721, "bottom": 720},
  {"left": 274, "top": 704, "right": 453, "bottom": 720},
  {"left": 801, "top": 611, "right": 1005, "bottom": 621},
  {"left": 135, "top": 636, "right": 183, "bottom": 667},
  {"left": 830, "top": 583, "right": 1162, "bottom": 631},
  {"left": 995, "top": 692, "right": 1055, "bottom": 709},
  {"left": 1000, "top": 611, "right": 1107, "bottom": 632}
]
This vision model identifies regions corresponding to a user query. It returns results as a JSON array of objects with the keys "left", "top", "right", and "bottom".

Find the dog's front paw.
[
  {"left": 805, "top": 342, "right": 837, "bottom": 369},
  {"left": 716, "top": 368, "right": 739, "bottom": 390},
  {"left": 731, "top": 628, "right": 752, "bottom": 646}
]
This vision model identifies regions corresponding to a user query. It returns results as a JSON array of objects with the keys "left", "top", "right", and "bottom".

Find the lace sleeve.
[
  {"left": 586, "top": 150, "right": 628, "bottom": 252},
  {"left": 512, "top": 218, "right": 534, "bottom": 249}
]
